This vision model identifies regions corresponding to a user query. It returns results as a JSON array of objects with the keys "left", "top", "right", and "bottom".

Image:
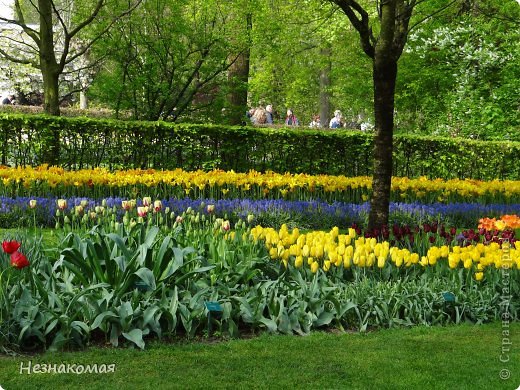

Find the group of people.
[
  {"left": 246, "top": 105, "right": 365, "bottom": 130},
  {"left": 311, "top": 110, "right": 352, "bottom": 129},
  {"left": 247, "top": 105, "right": 300, "bottom": 126}
]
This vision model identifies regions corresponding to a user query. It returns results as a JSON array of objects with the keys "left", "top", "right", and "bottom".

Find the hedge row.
[{"left": 1, "top": 113, "right": 519, "bottom": 179}]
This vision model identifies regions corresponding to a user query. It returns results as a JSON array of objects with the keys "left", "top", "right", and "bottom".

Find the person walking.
[
  {"left": 266, "top": 104, "right": 274, "bottom": 124},
  {"left": 329, "top": 110, "right": 343, "bottom": 129},
  {"left": 309, "top": 114, "right": 321, "bottom": 128},
  {"left": 285, "top": 109, "right": 299, "bottom": 126}
]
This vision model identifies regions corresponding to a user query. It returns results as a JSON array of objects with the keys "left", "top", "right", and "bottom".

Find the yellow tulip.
[
  {"left": 302, "top": 245, "right": 310, "bottom": 257},
  {"left": 495, "top": 220, "right": 506, "bottom": 231},
  {"left": 57, "top": 199, "right": 68, "bottom": 210},
  {"left": 410, "top": 253, "right": 419, "bottom": 264}
]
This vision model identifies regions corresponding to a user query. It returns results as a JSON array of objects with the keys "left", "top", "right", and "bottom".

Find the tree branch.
[
  {"left": 330, "top": 0, "right": 375, "bottom": 58},
  {"left": 0, "top": 0, "right": 40, "bottom": 46},
  {"left": 0, "top": 47, "right": 36, "bottom": 66},
  {"left": 50, "top": 0, "right": 70, "bottom": 36},
  {"left": 60, "top": 0, "right": 143, "bottom": 69},
  {"left": 0, "top": 33, "right": 39, "bottom": 54},
  {"left": 409, "top": 0, "right": 459, "bottom": 32},
  {"left": 475, "top": 3, "right": 520, "bottom": 26}
]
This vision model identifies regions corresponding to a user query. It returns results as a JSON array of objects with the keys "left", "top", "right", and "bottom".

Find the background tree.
[
  {"left": 247, "top": 0, "right": 372, "bottom": 126},
  {"left": 90, "top": 0, "right": 252, "bottom": 122},
  {"left": 397, "top": 0, "right": 520, "bottom": 139},
  {"left": 226, "top": 6, "right": 253, "bottom": 125},
  {"left": 0, "top": 0, "right": 141, "bottom": 163},
  {"left": 329, "top": 0, "right": 464, "bottom": 229}
]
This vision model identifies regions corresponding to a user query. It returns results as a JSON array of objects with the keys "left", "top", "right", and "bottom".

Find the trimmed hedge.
[{"left": 0, "top": 113, "right": 519, "bottom": 179}]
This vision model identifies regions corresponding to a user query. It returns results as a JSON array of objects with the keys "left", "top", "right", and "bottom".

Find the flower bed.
[
  {"left": 1, "top": 204, "right": 519, "bottom": 351},
  {"left": 1, "top": 166, "right": 520, "bottom": 203},
  {"left": 1, "top": 167, "right": 519, "bottom": 352},
  {"left": 2, "top": 195, "right": 520, "bottom": 229}
]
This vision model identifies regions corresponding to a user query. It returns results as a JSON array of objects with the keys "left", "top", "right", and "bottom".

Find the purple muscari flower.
[{"left": 1, "top": 196, "right": 520, "bottom": 229}]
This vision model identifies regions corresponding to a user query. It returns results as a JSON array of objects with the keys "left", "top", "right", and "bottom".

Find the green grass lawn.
[{"left": 0, "top": 322, "right": 518, "bottom": 390}]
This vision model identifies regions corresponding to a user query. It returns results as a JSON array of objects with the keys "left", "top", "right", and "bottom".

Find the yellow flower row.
[
  {"left": 1, "top": 165, "right": 520, "bottom": 199},
  {"left": 250, "top": 225, "right": 520, "bottom": 279}
]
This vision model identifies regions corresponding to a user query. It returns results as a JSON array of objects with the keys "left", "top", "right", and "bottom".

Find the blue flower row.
[{"left": 1, "top": 196, "right": 519, "bottom": 229}]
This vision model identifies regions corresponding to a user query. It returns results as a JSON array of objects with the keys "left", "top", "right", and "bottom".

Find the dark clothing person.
[
  {"left": 285, "top": 109, "right": 299, "bottom": 126},
  {"left": 266, "top": 104, "right": 274, "bottom": 124}
]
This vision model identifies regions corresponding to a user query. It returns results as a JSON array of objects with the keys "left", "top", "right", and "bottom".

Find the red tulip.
[
  {"left": 2, "top": 240, "right": 21, "bottom": 254},
  {"left": 10, "top": 251, "right": 29, "bottom": 269}
]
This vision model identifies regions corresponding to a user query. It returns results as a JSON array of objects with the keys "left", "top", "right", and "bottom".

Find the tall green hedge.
[{"left": 0, "top": 113, "right": 519, "bottom": 179}]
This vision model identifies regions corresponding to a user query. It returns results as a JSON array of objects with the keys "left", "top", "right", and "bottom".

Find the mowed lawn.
[{"left": 0, "top": 322, "right": 518, "bottom": 390}]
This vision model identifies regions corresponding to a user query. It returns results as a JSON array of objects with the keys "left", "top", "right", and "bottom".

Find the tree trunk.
[
  {"left": 227, "top": 13, "right": 252, "bottom": 125},
  {"left": 42, "top": 67, "right": 60, "bottom": 116},
  {"left": 367, "top": 58, "right": 397, "bottom": 229},
  {"left": 80, "top": 90, "right": 88, "bottom": 109},
  {"left": 319, "top": 47, "right": 331, "bottom": 128},
  {"left": 39, "top": 0, "right": 61, "bottom": 164}
]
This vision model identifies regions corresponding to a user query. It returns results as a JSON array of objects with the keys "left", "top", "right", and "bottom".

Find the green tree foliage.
[
  {"left": 397, "top": 0, "right": 520, "bottom": 140},
  {"left": 90, "top": 0, "right": 252, "bottom": 121},
  {"left": 0, "top": 0, "right": 141, "bottom": 164},
  {"left": 247, "top": 0, "right": 372, "bottom": 125}
]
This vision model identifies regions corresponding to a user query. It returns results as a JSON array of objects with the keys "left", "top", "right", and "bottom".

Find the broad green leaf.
[
  {"left": 71, "top": 321, "right": 90, "bottom": 335},
  {"left": 259, "top": 317, "right": 277, "bottom": 332},
  {"left": 123, "top": 329, "right": 145, "bottom": 349},
  {"left": 44, "top": 318, "right": 59, "bottom": 336},
  {"left": 175, "top": 265, "right": 215, "bottom": 285},
  {"left": 135, "top": 267, "right": 156, "bottom": 291},
  {"left": 91, "top": 311, "right": 118, "bottom": 330},
  {"left": 144, "top": 226, "right": 159, "bottom": 247},
  {"left": 108, "top": 233, "right": 132, "bottom": 260},
  {"left": 154, "top": 236, "right": 172, "bottom": 277},
  {"left": 314, "top": 311, "right": 334, "bottom": 327},
  {"left": 143, "top": 306, "right": 160, "bottom": 326}
]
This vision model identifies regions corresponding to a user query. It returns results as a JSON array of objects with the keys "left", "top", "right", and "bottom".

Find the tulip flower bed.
[
  {"left": 1, "top": 204, "right": 519, "bottom": 352},
  {"left": 2, "top": 166, "right": 520, "bottom": 204},
  {"left": 251, "top": 224, "right": 519, "bottom": 279},
  {"left": 1, "top": 195, "right": 520, "bottom": 231},
  {"left": 1, "top": 167, "right": 519, "bottom": 352}
]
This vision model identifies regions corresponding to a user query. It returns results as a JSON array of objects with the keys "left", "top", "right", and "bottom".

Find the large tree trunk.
[
  {"left": 227, "top": 13, "right": 252, "bottom": 125},
  {"left": 39, "top": 0, "right": 61, "bottom": 164},
  {"left": 42, "top": 66, "right": 60, "bottom": 115},
  {"left": 331, "top": 0, "right": 416, "bottom": 229},
  {"left": 319, "top": 47, "right": 331, "bottom": 128},
  {"left": 227, "top": 51, "right": 250, "bottom": 124},
  {"left": 367, "top": 58, "right": 397, "bottom": 229}
]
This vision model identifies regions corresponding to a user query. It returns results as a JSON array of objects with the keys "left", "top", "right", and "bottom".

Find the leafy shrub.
[
  {"left": 1, "top": 113, "right": 519, "bottom": 179},
  {"left": 2, "top": 217, "right": 518, "bottom": 352}
]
